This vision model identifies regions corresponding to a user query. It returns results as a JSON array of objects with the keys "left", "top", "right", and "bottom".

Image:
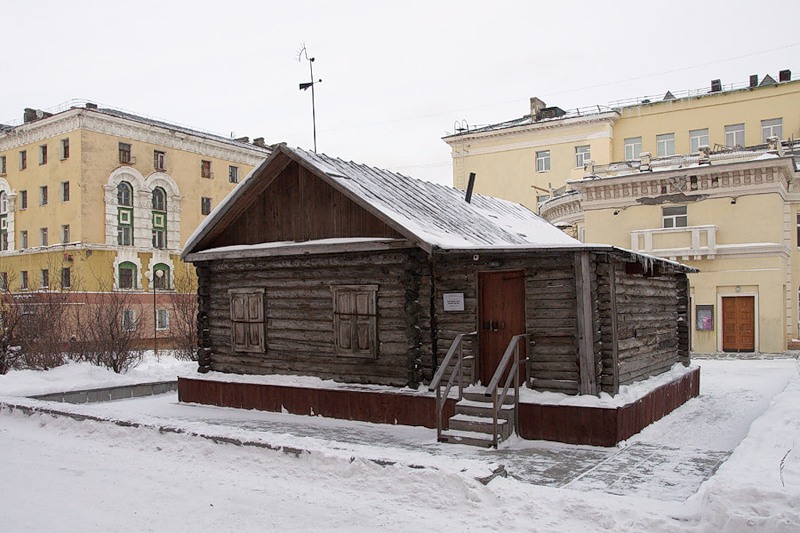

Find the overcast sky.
[{"left": 3, "top": 0, "right": 798, "bottom": 185}]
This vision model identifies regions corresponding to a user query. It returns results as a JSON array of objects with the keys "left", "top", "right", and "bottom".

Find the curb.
[{"left": 29, "top": 380, "right": 178, "bottom": 404}]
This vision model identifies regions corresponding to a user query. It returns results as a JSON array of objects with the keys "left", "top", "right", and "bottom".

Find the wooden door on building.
[
  {"left": 478, "top": 270, "right": 526, "bottom": 385},
  {"left": 722, "top": 296, "right": 755, "bottom": 352}
]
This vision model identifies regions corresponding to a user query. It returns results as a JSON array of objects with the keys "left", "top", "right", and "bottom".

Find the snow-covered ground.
[{"left": 1, "top": 356, "right": 798, "bottom": 532}]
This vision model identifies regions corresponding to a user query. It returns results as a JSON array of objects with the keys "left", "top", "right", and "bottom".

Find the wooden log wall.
[
  {"left": 613, "top": 266, "right": 682, "bottom": 386},
  {"left": 196, "top": 249, "right": 433, "bottom": 387}
]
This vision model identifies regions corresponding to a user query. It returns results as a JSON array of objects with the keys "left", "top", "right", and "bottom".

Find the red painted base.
[{"left": 178, "top": 367, "right": 700, "bottom": 447}]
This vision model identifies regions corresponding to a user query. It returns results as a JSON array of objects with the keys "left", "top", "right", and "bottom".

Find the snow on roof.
[{"left": 183, "top": 145, "right": 580, "bottom": 258}]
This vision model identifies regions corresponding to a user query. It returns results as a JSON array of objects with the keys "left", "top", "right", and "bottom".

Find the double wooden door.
[
  {"left": 721, "top": 296, "right": 755, "bottom": 352},
  {"left": 478, "top": 271, "right": 526, "bottom": 385}
]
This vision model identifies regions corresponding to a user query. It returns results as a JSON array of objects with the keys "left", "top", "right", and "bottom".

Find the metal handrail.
[
  {"left": 485, "top": 333, "right": 532, "bottom": 448},
  {"left": 428, "top": 332, "right": 477, "bottom": 442}
]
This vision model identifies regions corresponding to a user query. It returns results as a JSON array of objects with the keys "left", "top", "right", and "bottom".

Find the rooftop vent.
[
  {"left": 23, "top": 108, "right": 52, "bottom": 123},
  {"left": 663, "top": 91, "right": 675, "bottom": 101},
  {"left": 234, "top": 136, "right": 249, "bottom": 143},
  {"left": 710, "top": 79, "right": 722, "bottom": 92},
  {"left": 779, "top": 69, "right": 791, "bottom": 82},
  {"left": 759, "top": 74, "right": 777, "bottom": 87},
  {"left": 749, "top": 74, "right": 759, "bottom": 88},
  {"left": 530, "top": 97, "right": 546, "bottom": 120},
  {"left": 253, "top": 137, "right": 267, "bottom": 148},
  {"left": 85, "top": 103, "right": 98, "bottom": 109},
  {"left": 538, "top": 106, "right": 566, "bottom": 120}
]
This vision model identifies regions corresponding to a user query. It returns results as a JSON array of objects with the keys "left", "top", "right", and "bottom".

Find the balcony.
[{"left": 630, "top": 225, "right": 716, "bottom": 260}]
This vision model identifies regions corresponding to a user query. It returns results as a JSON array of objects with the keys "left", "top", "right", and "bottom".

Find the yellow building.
[
  {"left": 0, "top": 102, "right": 270, "bottom": 343},
  {"left": 444, "top": 71, "right": 799, "bottom": 217}
]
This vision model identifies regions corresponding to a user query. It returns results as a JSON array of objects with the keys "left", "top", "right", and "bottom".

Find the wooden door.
[
  {"left": 478, "top": 270, "right": 526, "bottom": 385},
  {"left": 722, "top": 296, "right": 755, "bottom": 352}
]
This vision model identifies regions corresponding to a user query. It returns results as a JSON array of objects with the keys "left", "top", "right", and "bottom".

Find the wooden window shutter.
[
  {"left": 332, "top": 285, "right": 378, "bottom": 358},
  {"left": 230, "top": 289, "right": 265, "bottom": 352}
]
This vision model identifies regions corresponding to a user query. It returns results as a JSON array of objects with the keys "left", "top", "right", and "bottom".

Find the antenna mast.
[{"left": 297, "top": 44, "right": 322, "bottom": 152}]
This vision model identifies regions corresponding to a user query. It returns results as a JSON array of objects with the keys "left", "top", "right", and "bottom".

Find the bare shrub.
[{"left": 167, "top": 267, "right": 199, "bottom": 361}]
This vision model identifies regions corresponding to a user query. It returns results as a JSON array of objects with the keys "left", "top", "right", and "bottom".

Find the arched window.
[
  {"left": 0, "top": 191, "right": 7, "bottom": 251},
  {"left": 152, "top": 187, "right": 167, "bottom": 249},
  {"left": 117, "top": 181, "right": 133, "bottom": 246},
  {"left": 118, "top": 261, "right": 137, "bottom": 289},
  {"left": 153, "top": 263, "right": 170, "bottom": 290}
]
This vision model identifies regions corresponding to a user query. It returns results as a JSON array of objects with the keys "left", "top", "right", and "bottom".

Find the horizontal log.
[{"left": 530, "top": 379, "right": 579, "bottom": 392}]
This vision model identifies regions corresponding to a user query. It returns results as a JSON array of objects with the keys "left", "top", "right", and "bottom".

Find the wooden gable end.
[{"left": 204, "top": 161, "right": 405, "bottom": 249}]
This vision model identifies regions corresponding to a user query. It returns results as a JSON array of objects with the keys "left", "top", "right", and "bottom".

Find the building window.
[
  {"left": 201, "top": 197, "right": 212, "bottom": 215},
  {"left": 725, "top": 124, "right": 745, "bottom": 148},
  {"left": 118, "top": 261, "right": 137, "bottom": 289},
  {"left": 0, "top": 155, "right": 6, "bottom": 175},
  {"left": 119, "top": 143, "right": 132, "bottom": 164},
  {"left": 122, "top": 309, "right": 137, "bottom": 331},
  {"left": 152, "top": 188, "right": 167, "bottom": 249},
  {"left": 20, "top": 230, "right": 27, "bottom": 249},
  {"left": 535, "top": 150, "right": 550, "bottom": 173},
  {"left": 153, "top": 264, "right": 170, "bottom": 289},
  {"left": 201, "top": 160, "right": 212, "bottom": 178},
  {"left": 41, "top": 269, "right": 49, "bottom": 288},
  {"left": 19, "top": 190, "right": 27, "bottom": 209},
  {"left": 117, "top": 182, "right": 133, "bottom": 246},
  {"left": 61, "top": 181, "right": 70, "bottom": 202},
  {"left": 332, "top": 285, "right": 378, "bottom": 357},
  {"left": 39, "top": 144, "right": 48, "bottom": 165},
  {"left": 761, "top": 118, "right": 783, "bottom": 142},
  {"left": 662, "top": 206, "right": 688, "bottom": 228},
  {"left": 61, "top": 224, "right": 70, "bottom": 243},
  {"left": 39, "top": 186, "right": 48, "bottom": 206},
  {"left": 624, "top": 137, "right": 642, "bottom": 160},
  {"left": 656, "top": 134, "right": 675, "bottom": 157},
  {"left": 229, "top": 165, "right": 239, "bottom": 183},
  {"left": 230, "top": 288, "right": 265, "bottom": 352},
  {"left": 154, "top": 150, "right": 166, "bottom": 171},
  {"left": 0, "top": 192, "right": 7, "bottom": 252},
  {"left": 20, "top": 271, "right": 28, "bottom": 290},
  {"left": 40, "top": 227, "right": 48, "bottom": 246},
  {"left": 19, "top": 150, "right": 27, "bottom": 170},
  {"left": 61, "top": 138, "right": 70, "bottom": 160},
  {"left": 61, "top": 267, "right": 71, "bottom": 290},
  {"left": 689, "top": 129, "right": 709, "bottom": 153},
  {"left": 575, "top": 145, "right": 591, "bottom": 168},
  {"left": 156, "top": 308, "right": 169, "bottom": 330}
]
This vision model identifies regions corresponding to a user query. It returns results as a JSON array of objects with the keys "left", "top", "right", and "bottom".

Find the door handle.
[{"left": 500, "top": 322, "right": 505, "bottom": 329}]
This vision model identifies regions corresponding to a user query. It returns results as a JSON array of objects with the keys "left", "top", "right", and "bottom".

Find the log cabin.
[{"left": 179, "top": 144, "right": 699, "bottom": 447}]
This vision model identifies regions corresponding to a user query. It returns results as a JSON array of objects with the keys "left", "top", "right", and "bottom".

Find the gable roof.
[{"left": 182, "top": 144, "right": 580, "bottom": 260}]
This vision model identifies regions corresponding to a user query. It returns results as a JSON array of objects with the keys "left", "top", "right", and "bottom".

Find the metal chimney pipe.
[{"left": 465, "top": 172, "right": 476, "bottom": 203}]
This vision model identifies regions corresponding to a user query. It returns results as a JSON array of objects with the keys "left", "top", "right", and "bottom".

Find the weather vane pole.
[{"left": 297, "top": 44, "right": 322, "bottom": 152}]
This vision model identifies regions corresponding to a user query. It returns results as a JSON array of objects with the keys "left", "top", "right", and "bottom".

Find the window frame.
[
  {"left": 61, "top": 224, "right": 70, "bottom": 243},
  {"left": 535, "top": 150, "right": 550, "bottom": 173},
  {"left": 61, "top": 181, "right": 70, "bottom": 202},
  {"left": 39, "top": 144, "right": 48, "bottom": 165},
  {"left": 61, "top": 138, "right": 70, "bottom": 160},
  {"left": 201, "top": 160, "right": 212, "bottom": 179},
  {"left": 154, "top": 150, "right": 166, "bottom": 171},
  {"left": 575, "top": 145, "right": 591, "bottom": 168},
  {"left": 122, "top": 309, "right": 137, "bottom": 331},
  {"left": 39, "top": 186, "right": 48, "bottom": 206},
  {"left": 119, "top": 143, "right": 132, "bottom": 164},
  {"left": 40, "top": 227, "right": 48, "bottom": 246},
  {"left": 656, "top": 133, "right": 675, "bottom": 157},
  {"left": 662, "top": 205, "right": 688, "bottom": 228},
  {"left": 20, "top": 271, "right": 28, "bottom": 290},
  {"left": 229, "top": 165, "right": 239, "bottom": 183},
  {"left": 40, "top": 269, "right": 49, "bottom": 289},
  {"left": 19, "top": 150, "right": 27, "bottom": 170},
  {"left": 331, "top": 284, "right": 378, "bottom": 358},
  {"left": 761, "top": 118, "right": 783, "bottom": 142},
  {"left": 0, "top": 155, "right": 6, "bottom": 175},
  {"left": 689, "top": 129, "right": 709, "bottom": 153},
  {"left": 229, "top": 288, "right": 266, "bottom": 353},
  {"left": 20, "top": 230, "right": 27, "bottom": 249},
  {"left": 156, "top": 308, "right": 169, "bottom": 330},
  {"left": 152, "top": 264, "right": 170, "bottom": 290},
  {"left": 19, "top": 190, "right": 27, "bottom": 210},
  {"left": 118, "top": 261, "right": 137, "bottom": 290},
  {"left": 725, "top": 124, "right": 745, "bottom": 148},
  {"left": 61, "top": 267, "right": 71, "bottom": 290},
  {"left": 201, "top": 197, "right": 212, "bottom": 215}
]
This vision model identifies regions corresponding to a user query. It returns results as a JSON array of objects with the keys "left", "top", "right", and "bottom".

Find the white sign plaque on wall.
[{"left": 443, "top": 292, "right": 465, "bottom": 312}]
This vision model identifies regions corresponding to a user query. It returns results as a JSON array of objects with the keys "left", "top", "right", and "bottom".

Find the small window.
[
  {"left": 332, "top": 285, "right": 378, "bottom": 358},
  {"left": 156, "top": 309, "right": 169, "bottom": 330},
  {"left": 725, "top": 124, "right": 745, "bottom": 148},
  {"left": 662, "top": 206, "right": 688, "bottom": 228},
  {"left": 0, "top": 155, "right": 6, "bottom": 175},
  {"left": 118, "top": 262, "right": 137, "bottom": 289},
  {"left": 152, "top": 187, "right": 166, "bottom": 211},
  {"left": 61, "top": 267, "right": 71, "bottom": 290},
  {"left": 61, "top": 181, "right": 70, "bottom": 202},
  {"left": 39, "top": 186, "right": 48, "bottom": 206},
  {"left": 19, "top": 150, "right": 27, "bottom": 170},
  {"left": 41, "top": 269, "right": 49, "bottom": 288},
  {"left": 624, "top": 137, "right": 642, "bottom": 160},
  {"left": 230, "top": 289, "right": 265, "bottom": 352},
  {"left": 761, "top": 118, "right": 783, "bottom": 142},
  {"left": 689, "top": 129, "right": 709, "bottom": 153},
  {"left": 201, "top": 197, "right": 212, "bottom": 215},
  {"left": 61, "top": 224, "right": 70, "bottom": 243},
  {"left": 229, "top": 165, "right": 239, "bottom": 183},
  {"left": 575, "top": 145, "right": 591, "bottom": 168},
  {"left": 201, "top": 160, "right": 212, "bottom": 179},
  {"left": 122, "top": 309, "right": 137, "bottom": 331},
  {"left": 20, "top": 230, "right": 28, "bottom": 249},
  {"left": 119, "top": 143, "right": 132, "bottom": 164},
  {"left": 20, "top": 271, "right": 28, "bottom": 290},
  {"left": 0, "top": 192, "right": 6, "bottom": 214},
  {"left": 152, "top": 264, "right": 170, "bottom": 289},
  {"left": 20, "top": 190, "right": 27, "bottom": 209},
  {"left": 40, "top": 227, "right": 48, "bottom": 246},
  {"left": 656, "top": 133, "right": 675, "bottom": 157},
  {"left": 61, "top": 138, "right": 70, "bottom": 160},
  {"left": 154, "top": 150, "right": 166, "bottom": 171},
  {"left": 39, "top": 145, "right": 48, "bottom": 165},
  {"left": 535, "top": 150, "right": 550, "bottom": 173},
  {"left": 117, "top": 182, "right": 133, "bottom": 206}
]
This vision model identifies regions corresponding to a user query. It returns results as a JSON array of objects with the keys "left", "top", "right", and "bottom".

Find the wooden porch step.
[
  {"left": 438, "top": 429, "right": 495, "bottom": 448},
  {"left": 448, "top": 413, "right": 513, "bottom": 439},
  {"left": 454, "top": 399, "right": 514, "bottom": 420},
  {"left": 462, "top": 391, "right": 516, "bottom": 404}
]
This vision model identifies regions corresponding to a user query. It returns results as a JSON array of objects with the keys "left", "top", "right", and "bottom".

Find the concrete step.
[
  {"left": 448, "top": 413, "right": 513, "bottom": 438},
  {"left": 438, "top": 429, "right": 495, "bottom": 448}
]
